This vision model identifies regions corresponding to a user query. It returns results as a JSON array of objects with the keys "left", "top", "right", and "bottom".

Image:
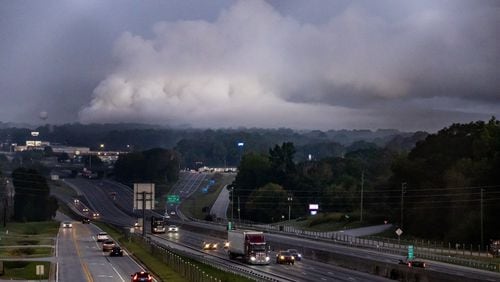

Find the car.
[
  {"left": 82, "top": 217, "right": 90, "bottom": 224},
  {"left": 102, "top": 239, "right": 115, "bottom": 251},
  {"left": 97, "top": 232, "right": 109, "bottom": 242},
  {"left": 399, "top": 259, "right": 426, "bottom": 268},
  {"left": 110, "top": 246, "right": 123, "bottom": 257},
  {"left": 62, "top": 221, "right": 72, "bottom": 228},
  {"left": 92, "top": 212, "right": 100, "bottom": 218},
  {"left": 276, "top": 250, "right": 295, "bottom": 265},
  {"left": 167, "top": 225, "right": 178, "bottom": 232},
  {"left": 287, "top": 249, "right": 302, "bottom": 261},
  {"left": 202, "top": 242, "right": 218, "bottom": 250},
  {"left": 82, "top": 208, "right": 89, "bottom": 212},
  {"left": 131, "top": 271, "right": 152, "bottom": 282},
  {"left": 170, "top": 211, "right": 176, "bottom": 215}
]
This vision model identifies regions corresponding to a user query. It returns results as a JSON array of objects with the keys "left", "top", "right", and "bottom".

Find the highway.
[
  {"left": 59, "top": 174, "right": 500, "bottom": 282},
  {"left": 56, "top": 214, "right": 147, "bottom": 282},
  {"left": 58, "top": 176, "right": 393, "bottom": 281}
]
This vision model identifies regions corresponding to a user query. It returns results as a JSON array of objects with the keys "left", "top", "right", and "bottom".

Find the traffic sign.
[
  {"left": 408, "top": 245, "right": 414, "bottom": 260},
  {"left": 166, "top": 195, "right": 180, "bottom": 204},
  {"left": 395, "top": 228, "right": 403, "bottom": 236}
]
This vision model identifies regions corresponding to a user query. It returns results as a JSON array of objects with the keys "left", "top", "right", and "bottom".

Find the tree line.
[{"left": 231, "top": 118, "right": 500, "bottom": 244}]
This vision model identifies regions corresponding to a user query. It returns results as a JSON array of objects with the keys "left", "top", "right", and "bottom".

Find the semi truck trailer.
[{"left": 227, "top": 229, "right": 270, "bottom": 264}]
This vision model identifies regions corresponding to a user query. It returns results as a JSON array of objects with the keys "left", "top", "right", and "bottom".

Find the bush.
[{"left": 9, "top": 248, "right": 35, "bottom": 256}]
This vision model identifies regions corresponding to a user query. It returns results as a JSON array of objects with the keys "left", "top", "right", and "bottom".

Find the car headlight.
[
  {"left": 213, "top": 244, "right": 218, "bottom": 248},
  {"left": 204, "top": 244, "right": 210, "bottom": 248},
  {"left": 250, "top": 256, "right": 256, "bottom": 261},
  {"left": 298, "top": 254, "right": 302, "bottom": 257},
  {"left": 265, "top": 256, "right": 270, "bottom": 261},
  {"left": 280, "top": 256, "right": 285, "bottom": 260},
  {"left": 291, "top": 256, "right": 295, "bottom": 260}
]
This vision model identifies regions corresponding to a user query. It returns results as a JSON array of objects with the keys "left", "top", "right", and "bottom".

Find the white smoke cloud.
[{"left": 79, "top": 0, "right": 499, "bottom": 130}]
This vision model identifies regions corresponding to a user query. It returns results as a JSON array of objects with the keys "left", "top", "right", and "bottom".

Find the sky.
[{"left": 0, "top": 0, "right": 498, "bottom": 132}]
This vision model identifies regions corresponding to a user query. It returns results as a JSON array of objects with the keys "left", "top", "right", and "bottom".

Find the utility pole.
[
  {"left": 287, "top": 194, "right": 293, "bottom": 223},
  {"left": 237, "top": 196, "right": 241, "bottom": 223},
  {"left": 360, "top": 171, "right": 364, "bottom": 222},
  {"left": 401, "top": 182, "right": 407, "bottom": 229},
  {"left": 142, "top": 191, "right": 146, "bottom": 237},
  {"left": 231, "top": 187, "right": 234, "bottom": 225},
  {"left": 481, "top": 188, "right": 484, "bottom": 250}
]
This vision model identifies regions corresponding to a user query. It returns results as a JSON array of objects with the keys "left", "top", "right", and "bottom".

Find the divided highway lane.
[
  {"left": 155, "top": 228, "right": 392, "bottom": 282},
  {"left": 65, "top": 179, "right": 136, "bottom": 227},
  {"left": 57, "top": 220, "right": 147, "bottom": 282}
]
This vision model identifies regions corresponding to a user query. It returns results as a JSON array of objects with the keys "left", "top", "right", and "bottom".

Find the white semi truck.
[{"left": 227, "top": 229, "right": 270, "bottom": 264}]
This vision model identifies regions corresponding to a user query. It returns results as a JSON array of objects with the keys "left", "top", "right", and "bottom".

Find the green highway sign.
[
  {"left": 167, "top": 195, "right": 180, "bottom": 204},
  {"left": 408, "top": 245, "right": 414, "bottom": 260}
]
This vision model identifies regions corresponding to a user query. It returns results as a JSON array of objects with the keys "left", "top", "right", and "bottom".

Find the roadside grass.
[
  {"left": 0, "top": 246, "right": 53, "bottom": 258},
  {"left": 0, "top": 221, "right": 56, "bottom": 279},
  {"left": 0, "top": 221, "right": 59, "bottom": 246},
  {"left": 1, "top": 261, "right": 51, "bottom": 280},
  {"left": 95, "top": 222, "right": 252, "bottom": 282},
  {"left": 181, "top": 173, "right": 235, "bottom": 220},
  {"left": 278, "top": 212, "right": 370, "bottom": 232}
]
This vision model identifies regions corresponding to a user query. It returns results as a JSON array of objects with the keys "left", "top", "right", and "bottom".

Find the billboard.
[
  {"left": 309, "top": 204, "right": 319, "bottom": 210},
  {"left": 133, "top": 183, "right": 155, "bottom": 210}
]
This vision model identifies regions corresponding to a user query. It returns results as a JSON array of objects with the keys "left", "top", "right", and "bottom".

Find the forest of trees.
[{"left": 232, "top": 118, "right": 500, "bottom": 244}]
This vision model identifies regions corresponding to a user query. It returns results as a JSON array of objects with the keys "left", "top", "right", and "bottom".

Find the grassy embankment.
[{"left": 180, "top": 173, "right": 235, "bottom": 220}]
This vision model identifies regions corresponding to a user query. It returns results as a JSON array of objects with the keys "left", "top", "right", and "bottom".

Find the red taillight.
[
  {"left": 148, "top": 275, "right": 152, "bottom": 281},
  {"left": 132, "top": 274, "right": 137, "bottom": 281}
]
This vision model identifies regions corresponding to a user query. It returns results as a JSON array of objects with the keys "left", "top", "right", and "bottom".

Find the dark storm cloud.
[{"left": 1, "top": 1, "right": 498, "bottom": 131}]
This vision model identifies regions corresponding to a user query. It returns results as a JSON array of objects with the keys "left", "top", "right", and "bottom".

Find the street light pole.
[
  {"left": 287, "top": 194, "right": 293, "bottom": 223},
  {"left": 481, "top": 188, "right": 484, "bottom": 250},
  {"left": 401, "top": 182, "right": 407, "bottom": 229},
  {"left": 360, "top": 171, "right": 364, "bottom": 222},
  {"left": 231, "top": 187, "right": 234, "bottom": 225}
]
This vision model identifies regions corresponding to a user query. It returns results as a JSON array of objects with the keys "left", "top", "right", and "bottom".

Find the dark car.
[
  {"left": 82, "top": 217, "right": 90, "bottom": 224},
  {"left": 131, "top": 271, "right": 152, "bottom": 282},
  {"left": 276, "top": 250, "right": 295, "bottom": 265},
  {"left": 287, "top": 249, "right": 302, "bottom": 261},
  {"left": 399, "top": 259, "right": 426, "bottom": 268},
  {"left": 110, "top": 246, "right": 123, "bottom": 257}
]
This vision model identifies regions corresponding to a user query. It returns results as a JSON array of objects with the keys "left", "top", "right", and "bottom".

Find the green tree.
[
  {"left": 245, "top": 183, "right": 288, "bottom": 223},
  {"left": 113, "top": 148, "right": 180, "bottom": 186},
  {"left": 232, "top": 153, "right": 271, "bottom": 219},
  {"left": 269, "top": 142, "right": 296, "bottom": 186},
  {"left": 12, "top": 168, "right": 58, "bottom": 221}
]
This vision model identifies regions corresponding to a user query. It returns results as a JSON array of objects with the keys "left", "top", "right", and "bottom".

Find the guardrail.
[
  {"left": 130, "top": 234, "right": 284, "bottom": 282},
  {"left": 239, "top": 223, "right": 500, "bottom": 273}
]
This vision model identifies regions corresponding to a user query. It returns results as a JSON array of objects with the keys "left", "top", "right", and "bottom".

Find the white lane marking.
[{"left": 111, "top": 264, "right": 125, "bottom": 282}]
